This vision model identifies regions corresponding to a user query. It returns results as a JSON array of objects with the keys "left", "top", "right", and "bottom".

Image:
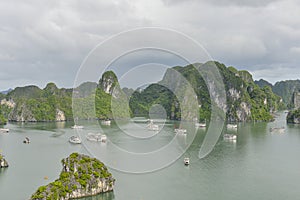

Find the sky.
[{"left": 0, "top": 0, "right": 300, "bottom": 91}]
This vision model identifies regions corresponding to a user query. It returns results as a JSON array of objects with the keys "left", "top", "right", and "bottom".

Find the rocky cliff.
[
  {"left": 287, "top": 109, "right": 300, "bottom": 124},
  {"left": 130, "top": 61, "right": 283, "bottom": 122},
  {"left": 30, "top": 153, "right": 115, "bottom": 200}
]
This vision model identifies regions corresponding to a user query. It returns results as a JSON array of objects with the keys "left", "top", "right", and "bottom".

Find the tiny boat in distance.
[
  {"left": 175, "top": 129, "right": 187, "bottom": 134},
  {"left": 0, "top": 128, "right": 9, "bottom": 133},
  {"left": 86, "top": 133, "right": 102, "bottom": 142},
  {"left": 227, "top": 124, "right": 238, "bottom": 129},
  {"left": 184, "top": 157, "right": 190, "bottom": 165},
  {"left": 71, "top": 125, "right": 84, "bottom": 129},
  {"left": 23, "top": 137, "right": 30, "bottom": 144},
  {"left": 101, "top": 120, "right": 111, "bottom": 126},
  {"left": 269, "top": 127, "right": 285, "bottom": 133},
  {"left": 147, "top": 120, "right": 159, "bottom": 131},
  {"left": 195, "top": 123, "right": 206, "bottom": 128},
  {"left": 223, "top": 134, "right": 237, "bottom": 141},
  {"left": 69, "top": 136, "right": 82, "bottom": 144}
]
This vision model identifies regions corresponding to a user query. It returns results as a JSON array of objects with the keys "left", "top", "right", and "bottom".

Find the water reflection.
[{"left": 82, "top": 192, "right": 115, "bottom": 200}]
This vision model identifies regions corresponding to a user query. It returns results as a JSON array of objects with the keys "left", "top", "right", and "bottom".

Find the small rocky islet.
[
  {"left": 0, "top": 153, "right": 9, "bottom": 168},
  {"left": 30, "top": 153, "right": 115, "bottom": 200}
]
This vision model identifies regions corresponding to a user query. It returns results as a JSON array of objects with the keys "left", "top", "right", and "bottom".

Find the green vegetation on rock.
[{"left": 30, "top": 153, "right": 115, "bottom": 200}]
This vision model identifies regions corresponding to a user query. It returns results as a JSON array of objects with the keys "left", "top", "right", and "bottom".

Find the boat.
[
  {"left": 175, "top": 128, "right": 187, "bottom": 134},
  {"left": 69, "top": 136, "right": 82, "bottom": 144},
  {"left": 100, "top": 135, "right": 107, "bottom": 143},
  {"left": 223, "top": 134, "right": 237, "bottom": 141},
  {"left": 71, "top": 125, "right": 84, "bottom": 129},
  {"left": 0, "top": 128, "right": 9, "bottom": 133},
  {"left": 227, "top": 124, "right": 238, "bottom": 129},
  {"left": 184, "top": 157, "right": 190, "bottom": 165},
  {"left": 86, "top": 133, "right": 102, "bottom": 142},
  {"left": 23, "top": 137, "right": 30, "bottom": 144},
  {"left": 147, "top": 120, "right": 159, "bottom": 131},
  {"left": 195, "top": 123, "right": 206, "bottom": 128},
  {"left": 101, "top": 120, "right": 111, "bottom": 126},
  {"left": 269, "top": 127, "right": 285, "bottom": 133}
]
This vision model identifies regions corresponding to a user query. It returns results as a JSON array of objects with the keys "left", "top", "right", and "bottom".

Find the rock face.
[
  {"left": 0, "top": 154, "right": 9, "bottom": 168},
  {"left": 98, "top": 71, "right": 118, "bottom": 95},
  {"left": 30, "top": 153, "right": 115, "bottom": 200},
  {"left": 9, "top": 103, "right": 37, "bottom": 122},
  {"left": 56, "top": 109, "right": 66, "bottom": 122},
  {"left": 287, "top": 109, "right": 300, "bottom": 124}
]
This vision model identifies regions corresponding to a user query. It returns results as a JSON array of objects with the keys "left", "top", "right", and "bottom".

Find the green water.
[{"left": 1, "top": 112, "right": 300, "bottom": 200}]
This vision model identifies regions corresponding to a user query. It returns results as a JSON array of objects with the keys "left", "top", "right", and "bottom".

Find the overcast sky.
[{"left": 0, "top": 0, "right": 300, "bottom": 91}]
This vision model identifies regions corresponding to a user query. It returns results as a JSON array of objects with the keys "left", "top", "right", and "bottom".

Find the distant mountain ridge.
[
  {"left": 0, "top": 61, "right": 295, "bottom": 124},
  {"left": 255, "top": 79, "right": 300, "bottom": 108}
]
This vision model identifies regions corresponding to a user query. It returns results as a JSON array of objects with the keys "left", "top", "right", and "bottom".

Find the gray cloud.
[{"left": 0, "top": 0, "right": 299, "bottom": 90}]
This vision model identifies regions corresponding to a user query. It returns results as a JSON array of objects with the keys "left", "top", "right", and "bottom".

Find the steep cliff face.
[
  {"left": 130, "top": 61, "right": 283, "bottom": 122},
  {"left": 5, "top": 83, "right": 73, "bottom": 122},
  {"left": 30, "top": 153, "right": 115, "bottom": 200},
  {"left": 287, "top": 109, "right": 300, "bottom": 124},
  {"left": 9, "top": 102, "right": 37, "bottom": 122},
  {"left": 98, "top": 71, "right": 119, "bottom": 95}
]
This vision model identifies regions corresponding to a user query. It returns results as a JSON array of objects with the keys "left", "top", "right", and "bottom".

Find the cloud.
[{"left": 0, "top": 0, "right": 299, "bottom": 90}]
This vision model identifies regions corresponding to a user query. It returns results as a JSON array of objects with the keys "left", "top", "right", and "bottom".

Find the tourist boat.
[
  {"left": 223, "top": 134, "right": 237, "bottom": 141},
  {"left": 86, "top": 133, "right": 102, "bottom": 142},
  {"left": 184, "top": 157, "right": 190, "bottom": 165},
  {"left": 227, "top": 124, "right": 238, "bottom": 129},
  {"left": 175, "top": 128, "right": 187, "bottom": 134},
  {"left": 101, "top": 120, "right": 111, "bottom": 126},
  {"left": 0, "top": 128, "right": 9, "bottom": 133},
  {"left": 69, "top": 136, "right": 82, "bottom": 144},
  {"left": 269, "top": 127, "right": 285, "bottom": 133},
  {"left": 100, "top": 135, "right": 107, "bottom": 143},
  {"left": 195, "top": 123, "right": 206, "bottom": 128},
  {"left": 23, "top": 137, "right": 30, "bottom": 144},
  {"left": 71, "top": 125, "right": 84, "bottom": 129},
  {"left": 147, "top": 120, "right": 159, "bottom": 131}
]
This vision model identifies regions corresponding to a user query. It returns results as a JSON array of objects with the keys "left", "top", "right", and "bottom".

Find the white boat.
[
  {"left": 23, "top": 137, "right": 30, "bottom": 144},
  {"left": 227, "top": 124, "right": 238, "bottom": 129},
  {"left": 184, "top": 157, "right": 190, "bottom": 165},
  {"left": 195, "top": 123, "right": 206, "bottom": 128},
  {"left": 71, "top": 125, "right": 84, "bottom": 129},
  {"left": 175, "top": 128, "right": 187, "bottom": 134},
  {"left": 101, "top": 120, "right": 111, "bottom": 126},
  {"left": 100, "top": 135, "right": 107, "bottom": 143},
  {"left": 147, "top": 120, "right": 159, "bottom": 131},
  {"left": 69, "top": 136, "right": 82, "bottom": 144},
  {"left": 223, "top": 134, "right": 237, "bottom": 141},
  {"left": 86, "top": 133, "right": 102, "bottom": 142},
  {"left": 269, "top": 127, "right": 285, "bottom": 133},
  {"left": 0, "top": 128, "right": 9, "bottom": 133}
]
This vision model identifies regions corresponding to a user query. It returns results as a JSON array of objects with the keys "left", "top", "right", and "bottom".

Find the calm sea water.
[{"left": 1, "top": 112, "right": 300, "bottom": 200}]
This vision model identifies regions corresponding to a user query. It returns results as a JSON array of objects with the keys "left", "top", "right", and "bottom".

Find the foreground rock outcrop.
[
  {"left": 30, "top": 153, "right": 115, "bottom": 200},
  {"left": 0, "top": 154, "right": 9, "bottom": 168}
]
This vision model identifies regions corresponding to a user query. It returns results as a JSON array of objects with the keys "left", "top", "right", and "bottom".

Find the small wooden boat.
[
  {"left": 184, "top": 157, "right": 190, "bottom": 165},
  {"left": 0, "top": 128, "right": 9, "bottom": 133},
  {"left": 223, "top": 134, "right": 237, "bottom": 141},
  {"left": 195, "top": 123, "right": 206, "bottom": 128},
  {"left": 175, "top": 128, "right": 187, "bottom": 134},
  {"left": 101, "top": 120, "right": 111, "bottom": 126},
  {"left": 100, "top": 135, "right": 107, "bottom": 143},
  {"left": 86, "top": 133, "right": 102, "bottom": 142},
  {"left": 227, "top": 124, "right": 238, "bottom": 129},
  {"left": 71, "top": 125, "right": 84, "bottom": 129},
  {"left": 69, "top": 136, "right": 82, "bottom": 144},
  {"left": 147, "top": 120, "right": 159, "bottom": 131},
  {"left": 23, "top": 137, "right": 30, "bottom": 144}
]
